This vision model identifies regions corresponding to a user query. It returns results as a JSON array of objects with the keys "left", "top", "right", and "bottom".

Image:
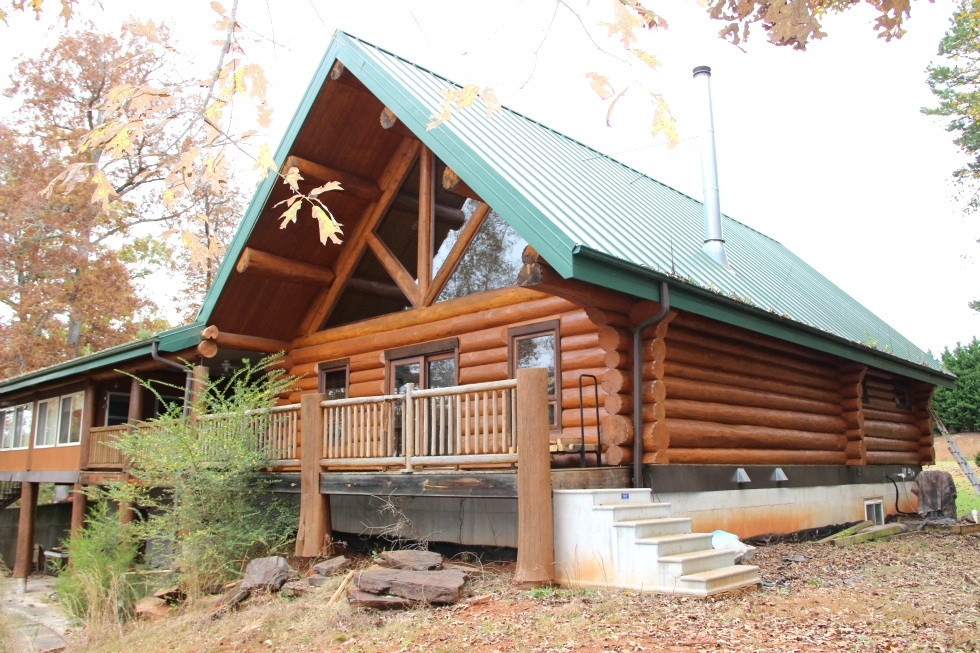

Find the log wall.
[
  {"left": 660, "top": 311, "right": 849, "bottom": 465},
  {"left": 861, "top": 370, "right": 934, "bottom": 466}
]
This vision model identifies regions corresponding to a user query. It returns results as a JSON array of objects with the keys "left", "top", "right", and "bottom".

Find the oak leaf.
[
  {"left": 600, "top": 0, "right": 642, "bottom": 48},
  {"left": 256, "top": 103, "right": 274, "bottom": 128},
  {"left": 312, "top": 205, "right": 343, "bottom": 245},
  {"left": 283, "top": 165, "right": 303, "bottom": 192},
  {"left": 480, "top": 88, "right": 502, "bottom": 118},
  {"left": 650, "top": 93, "right": 678, "bottom": 149},
  {"left": 310, "top": 181, "right": 343, "bottom": 197},
  {"left": 277, "top": 196, "right": 302, "bottom": 229},
  {"left": 253, "top": 143, "right": 277, "bottom": 180},
  {"left": 585, "top": 72, "right": 614, "bottom": 100},
  {"left": 90, "top": 169, "right": 118, "bottom": 213},
  {"left": 632, "top": 49, "right": 662, "bottom": 71}
]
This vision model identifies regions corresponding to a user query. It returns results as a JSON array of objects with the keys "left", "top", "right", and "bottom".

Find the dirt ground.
[
  {"left": 64, "top": 525, "right": 980, "bottom": 653},
  {"left": 934, "top": 433, "right": 980, "bottom": 463}
]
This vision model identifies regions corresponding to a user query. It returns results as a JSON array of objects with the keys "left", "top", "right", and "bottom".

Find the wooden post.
[
  {"left": 119, "top": 375, "right": 146, "bottom": 526},
  {"left": 403, "top": 383, "right": 415, "bottom": 473},
  {"left": 13, "top": 481, "right": 38, "bottom": 593},
  {"left": 70, "top": 483, "right": 87, "bottom": 537},
  {"left": 514, "top": 367, "right": 555, "bottom": 586},
  {"left": 417, "top": 146, "right": 435, "bottom": 302},
  {"left": 190, "top": 365, "right": 209, "bottom": 418},
  {"left": 77, "top": 382, "right": 96, "bottom": 473},
  {"left": 296, "top": 393, "right": 331, "bottom": 557}
]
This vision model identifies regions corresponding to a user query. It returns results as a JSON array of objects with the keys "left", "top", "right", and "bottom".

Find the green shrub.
[{"left": 55, "top": 497, "right": 140, "bottom": 625}]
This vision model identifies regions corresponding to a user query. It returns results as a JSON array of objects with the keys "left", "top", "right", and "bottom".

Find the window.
[
  {"left": 509, "top": 321, "right": 560, "bottom": 428},
  {"left": 894, "top": 381, "right": 912, "bottom": 410},
  {"left": 34, "top": 398, "right": 60, "bottom": 447},
  {"left": 105, "top": 392, "right": 130, "bottom": 426},
  {"left": 0, "top": 403, "right": 32, "bottom": 450},
  {"left": 317, "top": 359, "right": 349, "bottom": 400},
  {"left": 386, "top": 339, "right": 459, "bottom": 455},
  {"left": 34, "top": 391, "right": 85, "bottom": 448},
  {"left": 861, "top": 378, "right": 870, "bottom": 405},
  {"left": 155, "top": 395, "right": 183, "bottom": 417}
]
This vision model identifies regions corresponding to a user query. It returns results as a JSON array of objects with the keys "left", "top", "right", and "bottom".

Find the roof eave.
[{"left": 570, "top": 247, "right": 955, "bottom": 388}]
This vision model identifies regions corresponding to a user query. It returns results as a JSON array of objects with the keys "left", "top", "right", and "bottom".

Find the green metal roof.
[{"left": 0, "top": 30, "right": 954, "bottom": 393}]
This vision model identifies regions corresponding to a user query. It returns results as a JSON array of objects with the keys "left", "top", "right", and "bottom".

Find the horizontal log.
[
  {"left": 865, "top": 451, "right": 918, "bottom": 466},
  {"left": 349, "top": 367, "right": 385, "bottom": 384},
  {"left": 517, "top": 260, "right": 636, "bottom": 315},
  {"left": 562, "top": 406, "right": 609, "bottom": 429},
  {"left": 643, "top": 379, "right": 668, "bottom": 405},
  {"left": 349, "top": 380, "right": 385, "bottom": 397},
  {"left": 846, "top": 429, "right": 864, "bottom": 441},
  {"left": 560, "top": 310, "right": 600, "bottom": 338},
  {"left": 666, "top": 343, "right": 840, "bottom": 392},
  {"left": 583, "top": 307, "right": 629, "bottom": 329},
  {"left": 562, "top": 348, "right": 606, "bottom": 371},
  {"left": 598, "top": 326, "right": 632, "bottom": 354},
  {"left": 667, "top": 327, "right": 839, "bottom": 381},
  {"left": 629, "top": 303, "right": 674, "bottom": 332},
  {"left": 459, "top": 362, "right": 508, "bottom": 386},
  {"left": 292, "top": 293, "right": 573, "bottom": 365},
  {"left": 349, "top": 353, "right": 384, "bottom": 373},
  {"left": 845, "top": 439, "right": 866, "bottom": 460},
  {"left": 864, "top": 420, "right": 921, "bottom": 442},
  {"left": 641, "top": 358, "right": 665, "bottom": 382},
  {"left": 641, "top": 402, "right": 666, "bottom": 423},
  {"left": 839, "top": 368, "right": 867, "bottom": 385},
  {"left": 670, "top": 310, "right": 838, "bottom": 367},
  {"left": 865, "top": 437, "right": 920, "bottom": 453},
  {"left": 560, "top": 426, "right": 599, "bottom": 442},
  {"left": 600, "top": 414, "right": 633, "bottom": 447},
  {"left": 666, "top": 448, "right": 848, "bottom": 465},
  {"left": 664, "top": 399, "right": 847, "bottom": 434},
  {"left": 561, "top": 385, "right": 604, "bottom": 410},
  {"left": 603, "top": 445, "right": 633, "bottom": 466},
  {"left": 347, "top": 277, "right": 406, "bottom": 301},
  {"left": 664, "top": 377, "right": 843, "bottom": 417},
  {"left": 844, "top": 412, "right": 865, "bottom": 431},
  {"left": 604, "top": 392, "right": 631, "bottom": 416},
  {"left": 640, "top": 338, "right": 667, "bottom": 363},
  {"left": 284, "top": 155, "right": 381, "bottom": 202},
  {"left": 604, "top": 350, "right": 630, "bottom": 370},
  {"left": 459, "top": 347, "right": 507, "bottom": 369},
  {"left": 670, "top": 321, "right": 840, "bottom": 380},
  {"left": 291, "top": 376, "right": 319, "bottom": 391},
  {"left": 665, "top": 419, "right": 846, "bottom": 451},
  {"left": 602, "top": 369, "right": 631, "bottom": 394},
  {"left": 562, "top": 332, "right": 600, "bottom": 352},
  {"left": 204, "top": 330, "right": 290, "bottom": 354},
  {"left": 236, "top": 247, "right": 335, "bottom": 287},
  {"left": 920, "top": 446, "right": 935, "bottom": 465},
  {"left": 840, "top": 397, "right": 861, "bottom": 413},
  {"left": 664, "top": 361, "right": 841, "bottom": 404},
  {"left": 863, "top": 408, "right": 916, "bottom": 424},
  {"left": 198, "top": 340, "right": 218, "bottom": 359},
  {"left": 562, "top": 367, "right": 605, "bottom": 390},
  {"left": 642, "top": 450, "right": 670, "bottom": 464},
  {"left": 293, "top": 287, "right": 565, "bottom": 350},
  {"left": 641, "top": 421, "right": 669, "bottom": 452},
  {"left": 457, "top": 326, "right": 506, "bottom": 355}
]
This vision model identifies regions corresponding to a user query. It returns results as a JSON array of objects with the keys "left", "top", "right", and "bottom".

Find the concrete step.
[
  {"left": 635, "top": 533, "right": 714, "bottom": 556},
  {"left": 613, "top": 517, "right": 692, "bottom": 538},
  {"left": 676, "top": 565, "right": 761, "bottom": 597},
  {"left": 583, "top": 488, "right": 653, "bottom": 507},
  {"left": 594, "top": 502, "right": 672, "bottom": 522},
  {"left": 658, "top": 548, "right": 737, "bottom": 577}
]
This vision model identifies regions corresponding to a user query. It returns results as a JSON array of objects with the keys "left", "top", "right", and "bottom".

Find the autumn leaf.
[
  {"left": 182, "top": 230, "right": 211, "bottom": 270},
  {"left": 253, "top": 143, "right": 277, "bottom": 180},
  {"left": 600, "top": 0, "right": 642, "bottom": 48},
  {"left": 632, "top": 49, "right": 662, "bottom": 71},
  {"left": 310, "top": 181, "right": 343, "bottom": 197},
  {"left": 283, "top": 165, "right": 303, "bottom": 192},
  {"left": 585, "top": 72, "right": 614, "bottom": 100},
  {"left": 256, "top": 103, "right": 274, "bottom": 128},
  {"left": 650, "top": 93, "right": 679, "bottom": 149},
  {"left": 606, "top": 87, "right": 629, "bottom": 127},
  {"left": 90, "top": 169, "right": 118, "bottom": 213},
  {"left": 278, "top": 197, "right": 302, "bottom": 229},
  {"left": 427, "top": 88, "right": 455, "bottom": 131},
  {"left": 312, "top": 205, "right": 343, "bottom": 245},
  {"left": 210, "top": 1, "right": 226, "bottom": 16},
  {"left": 480, "top": 88, "right": 502, "bottom": 118},
  {"left": 455, "top": 84, "right": 480, "bottom": 110}
]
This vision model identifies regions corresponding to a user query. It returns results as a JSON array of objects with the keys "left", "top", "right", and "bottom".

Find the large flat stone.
[
  {"left": 379, "top": 550, "right": 443, "bottom": 571},
  {"left": 313, "top": 556, "right": 351, "bottom": 575},
  {"left": 347, "top": 589, "right": 413, "bottom": 609},
  {"left": 241, "top": 556, "right": 293, "bottom": 591},
  {"left": 353, "top": 568, "right": 465, "bottom": 604}
]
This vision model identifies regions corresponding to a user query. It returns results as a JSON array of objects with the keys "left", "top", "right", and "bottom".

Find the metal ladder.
[{"left": 928, "top": 406, "right": 980, "bottom": 496}]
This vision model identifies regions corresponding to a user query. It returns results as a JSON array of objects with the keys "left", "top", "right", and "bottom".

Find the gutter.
[{"left": 633, "top": 280, "right": 670, "bottom": 489}]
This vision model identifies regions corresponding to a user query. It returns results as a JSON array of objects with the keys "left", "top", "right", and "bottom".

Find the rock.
[
  {"left": 134, "top": 596, "right": 170, "bottom": 620},
  {"left": 204, "top": 585, "right": 250, "bottom": 621},
  {"left": 241, "top": 556, "right": 293, "bottom": 592},
  {"left": 153, "top": 586, "right": 185, "bottom": 604},
  {"left": 307, "top": 574, "right": 329, "bottom": 587},
  {"left": 353, "top": 568, "right": 465, "bottom": 605},
  {"left": 347, "top": 588, "right": 413, "bottom": 609},
  {"left": 280, "top": 581, "right": 309, "bottom": 597},
  {"left": 378, "top": 550, "right": 443, "bottom": 571},
  {"left": 313, "top": 556, "right": 351, "bottom": 576}
]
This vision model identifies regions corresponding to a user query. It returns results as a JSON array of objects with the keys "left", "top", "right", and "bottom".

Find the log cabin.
[{"left": 0, "top": 32, "right": 954, "bottom": 594}]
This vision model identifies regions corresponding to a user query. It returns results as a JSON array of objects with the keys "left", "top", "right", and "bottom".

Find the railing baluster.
[{"left": 482, "top": 391, "right": 489, "bottom": 454}]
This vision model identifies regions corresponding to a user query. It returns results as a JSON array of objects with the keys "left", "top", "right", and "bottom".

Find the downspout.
[
  {"left": 633, "top": 280, "right": 670, "bottom": 489},
  {"left": 151, "top": 341, "right": 193, "bottom": 419}
]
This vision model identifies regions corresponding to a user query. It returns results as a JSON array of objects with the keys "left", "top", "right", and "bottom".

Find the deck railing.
[
  {"left": 318, "top": 380, "right": 518, "bottom": 470},
  {"left": 87, "top": 425, "right": 128, "bottom": 468},
  {"left": 196, "top": 404, "right": 301, "bottom": 464}
]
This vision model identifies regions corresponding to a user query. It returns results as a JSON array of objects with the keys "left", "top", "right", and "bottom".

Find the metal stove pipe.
[{"left": 693, "top": 66, "right": 729, "bottom": 269}]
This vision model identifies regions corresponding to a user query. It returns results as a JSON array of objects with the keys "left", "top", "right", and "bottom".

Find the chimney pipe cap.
[{"left": 692, "top": 65, "right": 712, "bottom": 77}]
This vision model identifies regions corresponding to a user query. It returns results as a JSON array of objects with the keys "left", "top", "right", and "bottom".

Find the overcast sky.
[{"left": 0, "top": 0, "right": 975, "bottom": 356}]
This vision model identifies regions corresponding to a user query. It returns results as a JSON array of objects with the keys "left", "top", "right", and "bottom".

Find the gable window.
[
  {"left": 509, "top": 321, "right": 560, "bottom": 428},
  {"left": 0, "top": 404, "right": 33, "bottom": 450},
  {"left": 317, "top": 359, "right": 350, "bottom": 400},
  {"left": 34, "top": 391, "right": 85, "bottom": 448}
]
